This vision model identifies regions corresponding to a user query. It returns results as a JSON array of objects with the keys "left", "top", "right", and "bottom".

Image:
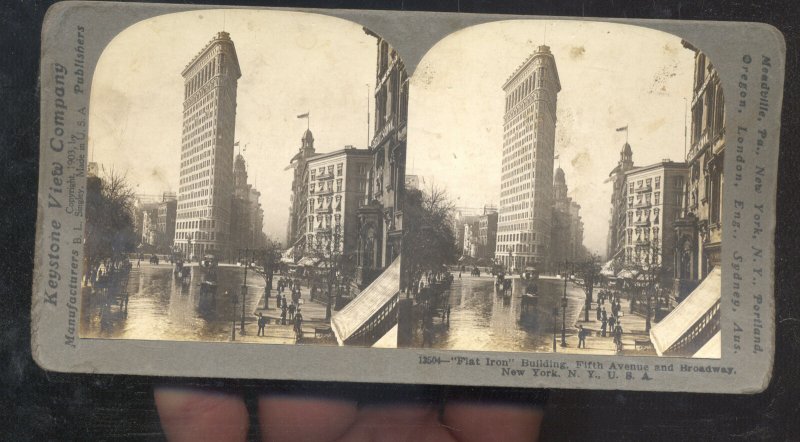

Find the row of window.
[
  {"left": 309, "top": 196, "right": 342, "bottom": 212},
  {"left": 310, "top": 179, "right": 342, "bottom": 194},
  {"left": 504, "top": 70, "right": 541, "bottom": 112},
  {"left": 179, "top": 167, "right": 212, "bottom": 186},
  {"left": 496, "top": 243, "right": 541, "bottom": 254},
  {"left": 307, "top": 214, "right": 342, "bottom": 230},
  {"left": 626, "top": 227, "right": 660, "bottom": 244},
  {"left": 184, "top": 54, "right": 223, "bottom": 99}
]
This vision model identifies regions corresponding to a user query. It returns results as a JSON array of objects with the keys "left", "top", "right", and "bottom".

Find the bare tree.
[
  {"left": 401, "top": 184, "right": 459, "bottom": 293},
  {"left": 249, "top": 238, "right": 282, "bottom": 309},
  {"left": 576, "top": 254, "right": 602, "bottom": 322},
  {"left": 624, "top": 240, "right": 668, "bottom": 332},
  {"left": 84, "top": 169, "right": 137, "bottom": 271}
]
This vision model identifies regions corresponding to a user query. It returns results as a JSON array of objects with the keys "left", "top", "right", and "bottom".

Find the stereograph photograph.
[
  {"left": 31, "top": 1, "right": 783, "bottom": 392},
  {"left": 403, "top": 21, "right": 724, "bottom": 358},
  {"left": 80, "top": 9, "right": 410, "bottom": 346}
]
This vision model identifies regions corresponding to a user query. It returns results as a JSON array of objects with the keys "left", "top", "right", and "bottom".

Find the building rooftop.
[{"left": 502, "top": 45, "right": 561, "bottom": 91}]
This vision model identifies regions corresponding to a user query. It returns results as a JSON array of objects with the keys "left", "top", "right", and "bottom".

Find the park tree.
[
  {"left": 84, "top": 170, "right": 137, "bottom": 271},
  {"left": 249, "top": 238, "right": 282, "bottom": 309},
  {"left": 624, "top": 240, "right": 671, "bottom": 332},
  {"left": 401, "top": 185, "right": 459, "bottom": 294}
]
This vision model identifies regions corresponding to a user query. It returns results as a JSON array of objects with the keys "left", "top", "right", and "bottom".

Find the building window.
[
  {"left": 655, "top": 176, "right": 661, "bottom": 189},
  {"left": 654, "top": 192, "right": 660, "bottom": 205},
  {"left": 337, "top": 164, "right": 343, "bottom": 176},
  {"left": 310, "top": 183, "right": 315, "bottom": 194},
  {"left": 327, "top": 165, "right": 334, "bottom": 176},
  {"left": 336, "top": 179, "right": 342, "bottom": 192},
  {"left": 629, "top": 183, "right": 634, "bottom": 193},
  {"left": 646, "top": 178, "right": 652, "bottom": 187}
]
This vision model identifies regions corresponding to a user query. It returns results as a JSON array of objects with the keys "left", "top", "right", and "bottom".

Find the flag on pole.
[
  {"left": 615, "top": 125, "right": 628, "bottom": 132},
  {"left": 297, "top": 112, "right": 309, "bottom": 119}
]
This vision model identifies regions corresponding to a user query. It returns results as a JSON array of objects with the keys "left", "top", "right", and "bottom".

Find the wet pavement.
[
  {"left": 429, "top": 275, "right": 586, "bottom": 352},
  {"left": 81, "top": 262, "right": 271, "bottom": 342}
]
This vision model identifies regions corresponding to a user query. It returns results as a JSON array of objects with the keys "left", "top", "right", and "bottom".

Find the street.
[
  {"left": 80, "top": 262, "right": 328, "bottom": 343},
  {"left": 423, "top": 274, "right": 654, "bottom": 355},
  {"left": 423, "top": 274, "right": 585, "bottom": 352}
]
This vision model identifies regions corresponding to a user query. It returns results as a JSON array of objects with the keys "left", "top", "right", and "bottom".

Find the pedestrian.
[
  {"left": 596, "top": 304, "right": 601, "bottom": 321},
  {"left": 281, "top": 304, "right": 288, "bottom": 325},
  {"left": 601, "top": 316, "right": 607, "bottom": 337},
  {"left": 577, "top": 325, "right": 587, "bottom": 348},
  {"left": 614, "top": 324, "right": 624, "bottom": 352},
  {"left": 608, "top": 314, "right": 616, "bottom": 332},
  {"left": 293, "top": 309, "right": 304, "bottom": 338},
  {"left": 256, "top": 312, "right": 266, "bottom": 337},
  {"left": 288, "top": 303, "right": 296, "bottom": 321},
  {"left": 422, "top": 322, "right": 433, "bottom": 348},
  {"left": 458, "top": 271, "right": 461, "bottom": 279}
]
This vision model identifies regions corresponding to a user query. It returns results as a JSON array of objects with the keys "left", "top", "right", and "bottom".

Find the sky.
[
  {"left": 407, "top": 20, "right": 695, "bottom": 256},
  {"left": 89, "top": 9, "right": 376, "bottom": 243}
]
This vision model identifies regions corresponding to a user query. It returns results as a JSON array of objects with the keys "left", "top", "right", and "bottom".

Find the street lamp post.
[
  {"left": 229, "top": 290, "right": 236, "bottom": 341},
  {"left": 239, "top": 248, "right": 252, "bottom": 335},
  {"left": 552, "top": 307, "right": 558, "bottom": 352},
  {"left": 263, "top": 249, "right": 273, "bottom": 310},
  {"left": 561, "top": 259, "right": 569, "bottom": 347},
  {"left": 583, "top": 258, "right": 595, "bottom": 323}
]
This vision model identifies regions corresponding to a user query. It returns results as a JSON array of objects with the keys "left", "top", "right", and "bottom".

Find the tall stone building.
[
  {"left": 495, "top": 45, "right": 561, "bottom": 271},
  {"left": 550, "top": 167, "right": 585, "bottom": 267},
  {"left": 286, "top": 129, "right": 317, "bottom": 254},
  {"left": 231, "top": 153, "right": 253, "bottom": 253},
  {"left": 156, "top": 192, "right": 177, "bottom": 252},
  {"left": 174, "top": 31, "right": 241, "bottom": 260},
  {"left": 606, "top": 142, "right": 635, "bottom": 261},
  {"left": 673, "top": 42, "right": 726, "bottom": 301},
  {"left": 356, "top": 30, "right": 408, "bottom": 288},
  {"left": 477, "top": 210, "right": 499, "bottom": 261},
  {"left": 248, "top": 187, "right": 265, "bottom": 249}
]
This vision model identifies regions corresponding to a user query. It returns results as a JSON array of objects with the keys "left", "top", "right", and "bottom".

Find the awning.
[
  {"left": 617, "top": 269, "right": 639, "bottom": 279},
  {"left": 280, "top": 248, "right": 296, "bottom": 264},
  {"left": 331, "top": 256, "right": 401, "bottom": 345},
  {"left": 693, "top": 331, "right": 721, "bottom": 358},
  {"left": 297, "top": 256, "right": 319, "bottom": 266},
  {"left": 600, "top": 260, "right": 616, "bottom": 277},
  {"left": 650, "top": 267, "right": 721, "bottom": 356}
]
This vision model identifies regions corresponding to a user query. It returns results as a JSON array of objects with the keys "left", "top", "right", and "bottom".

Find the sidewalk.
[
  {"left": 572, "top": 295, "right": 656, "bottom": 356},
  {"left": 245, "top": 283, "right": 335, "bottom": 345}
]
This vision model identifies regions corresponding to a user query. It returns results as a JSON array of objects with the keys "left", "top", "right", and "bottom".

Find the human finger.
[
  {"left": 155, "top": 386, "right": 249, "bottom": 442},
  {"left": 442, "top": 401, "right": 544, "bottom": 442},
  {"left": 258, "top": 394, "right": 358, "bottom": 442}
]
